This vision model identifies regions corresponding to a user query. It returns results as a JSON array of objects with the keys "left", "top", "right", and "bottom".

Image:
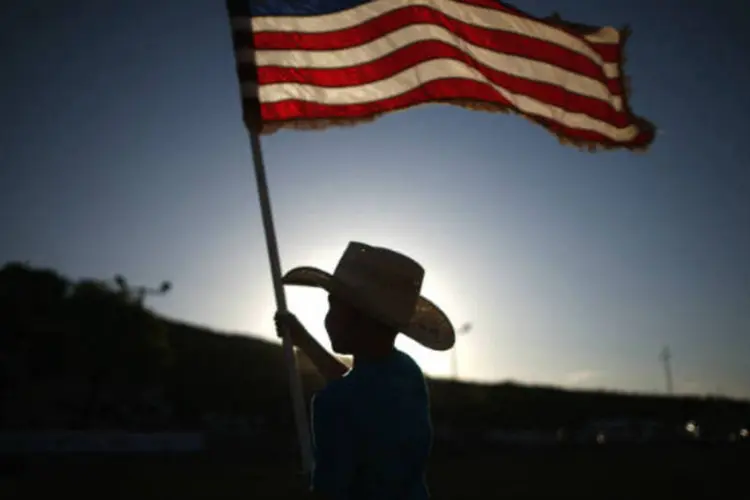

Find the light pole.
[
  {"left": 659, "top": 346, "right": 673, "bottom": 395},
  {"left": 114, "top": 275, "right": 172, "bottom": 306},
  {"left": 451, "top": 322, "right": 472, "bottom": 380}
]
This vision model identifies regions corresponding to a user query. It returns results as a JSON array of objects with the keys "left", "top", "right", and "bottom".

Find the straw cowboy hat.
[{"left": 281, "top": 242, "right": 455, "bottom": 351}]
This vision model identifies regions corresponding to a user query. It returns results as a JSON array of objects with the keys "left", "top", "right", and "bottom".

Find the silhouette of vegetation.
[
  {"left": 0, "top": 262, "right": 171, "bottom": 429},
  {"left": 1, "top": 262, "right": 748, "bottom": 435}
]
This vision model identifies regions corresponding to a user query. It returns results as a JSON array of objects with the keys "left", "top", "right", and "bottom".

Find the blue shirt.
[{"left": 310, "top": 348, "right": 432, "bottom": 500}]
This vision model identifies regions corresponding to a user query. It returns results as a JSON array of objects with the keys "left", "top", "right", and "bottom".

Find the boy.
[{"left": 275, "top": 242, "right": 455, "bottom": 500}]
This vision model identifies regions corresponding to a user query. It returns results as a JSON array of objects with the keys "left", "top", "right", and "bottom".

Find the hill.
[{"left": 1, "top": 262, "right": 748, "bottom": 436}]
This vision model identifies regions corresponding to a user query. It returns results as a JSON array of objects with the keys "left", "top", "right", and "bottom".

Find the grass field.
[{"left": 1, "top": 445, "right": 746, "bottom": 499}]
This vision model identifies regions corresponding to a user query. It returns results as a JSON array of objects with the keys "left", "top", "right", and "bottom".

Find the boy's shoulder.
[
  {"left": 315, "top": 369, "right": 357, "bottom": 404},
  {"left": 317, "top": 350, "right": 427, "bottom": 401},
  {"left": 392, "top": 349, "right": 425, "bottom": 375}
]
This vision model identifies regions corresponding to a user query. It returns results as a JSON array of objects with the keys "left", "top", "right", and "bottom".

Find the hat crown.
[{"left": 333, "top": 242, "right": 424, "bottom": 327}]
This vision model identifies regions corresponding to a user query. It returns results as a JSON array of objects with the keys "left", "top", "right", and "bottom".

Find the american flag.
[{"left": 226, "top": 0, "right": 655, "bottom": 151}]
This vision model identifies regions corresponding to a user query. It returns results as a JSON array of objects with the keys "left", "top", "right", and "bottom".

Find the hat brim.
[{"left": 282, "top": 266, "right": 456, "bottom": 352}]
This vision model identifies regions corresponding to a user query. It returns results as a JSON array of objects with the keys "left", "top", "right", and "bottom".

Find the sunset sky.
[{"left": 2, "top": 0, "right": 748, "bottom": 398}]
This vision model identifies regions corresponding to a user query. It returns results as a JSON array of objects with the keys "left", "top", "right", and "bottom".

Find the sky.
[{"left": 1, "top": 0, "right": 748, "bottom": 399}]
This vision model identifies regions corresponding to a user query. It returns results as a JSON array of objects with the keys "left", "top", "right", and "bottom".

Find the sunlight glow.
[
  {"left": 286, "top": 287, "right": 330, "bottom": 343},
  {"left": 259, "top": 239, "right": 476, "bottom": 379}
]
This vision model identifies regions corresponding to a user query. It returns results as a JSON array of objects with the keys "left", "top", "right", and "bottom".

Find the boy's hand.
[{"left": 274, "top": 310, "right": 306, "bottom": 345}]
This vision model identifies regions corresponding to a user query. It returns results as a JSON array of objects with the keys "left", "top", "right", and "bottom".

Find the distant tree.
[
  {"left": 0, "top": 263, "right": 72, "bottom": 426},
  {"left": 0, "top": 264, "right": 173, "bottom": 428},
  {"left": 65, "top": 279, "right": 172, "bottom": 425},
  {"left": 0, "top": 262, "right": 69, "bottom": 331},
  {"left": 114, "top": 274, "right": 129, "bottom": 298}
]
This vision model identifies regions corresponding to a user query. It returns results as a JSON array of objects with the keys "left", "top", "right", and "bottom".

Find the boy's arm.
[
  {"left": 275, "top": 311, "right": 349, "bottom": 382},
  {"left": 294, "top": 325, "right": 350, "bottom": 381}
]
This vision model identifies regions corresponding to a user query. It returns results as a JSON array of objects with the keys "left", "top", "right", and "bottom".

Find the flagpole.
[{"left": 247, "top": 127, "right": 314, "bottom": 476}]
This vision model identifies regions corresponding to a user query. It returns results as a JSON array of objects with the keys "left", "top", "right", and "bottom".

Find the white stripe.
[
  {"left": 245, "top": 58, "right": 638, "bottom": 142},
  {"left": 240, "top": 23, "right": 623, "bottom": 110},
  {"left": 233, "top": 0, "right": 620, "bottom": 78},
  {"left": 583, "top": 26, "right": 620, "bottom": 45}
]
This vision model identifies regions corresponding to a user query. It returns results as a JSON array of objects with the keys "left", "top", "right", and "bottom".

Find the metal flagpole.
[
  {"left": 225, "top": 0, "right": 312, "bottom": 475},
  {"left": 247, "top": 126, "right": 314, "bottom": 476}
]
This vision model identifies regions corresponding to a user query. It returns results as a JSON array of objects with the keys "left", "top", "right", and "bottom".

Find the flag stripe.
[
  {"left": 247, "top": 78, "right": 652, "bottom": 148},
  {"left": 236, "top": 8, "right": 622, "bottom": 95},
  {"left": 239, "top": 43, "right": 629, "bottom": 127},
  {"left": 242, "top": 13, "right": 619, "bottom": 79},
  {"left": 458, "top": 0, "right": 625, "bottom": 60},
  {"left": 243, "top": 58, "right": 638, "bottom": 140},
  {"left": 228, "top": 0, "right": 655, "bottom": 150},
  {"left": 241, "top": 0, "right": 618, "bottom": 66},
  {"left": 238, "top": 25, "right": 623, "bottom": 112}
]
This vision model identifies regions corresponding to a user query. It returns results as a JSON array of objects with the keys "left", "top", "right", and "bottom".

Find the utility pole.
[
  {"left": 451, "top": 322, "right": 472, "bottom": 380},
  {"left": 659, "top": 346, "right": 673, "bottom": 395}
]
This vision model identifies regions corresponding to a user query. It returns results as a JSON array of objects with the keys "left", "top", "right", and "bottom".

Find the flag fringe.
[{"left": 252, "top": 95, "right": 654, "bottom": 153}]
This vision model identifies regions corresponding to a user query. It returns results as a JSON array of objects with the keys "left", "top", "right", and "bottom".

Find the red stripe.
[
  {"left": 585, "top": 41, "right": 619, "bottom": 63},
  {"left": 255, "top": 79, "right": 651, "bottom": 148},
  {"left": 251, "top": 6, "right": 622, "bottom": 95},
  {"left": 449, "top": 0, "right": 621, "bottom": 62},
  {"left": 253, "top": 41, "right": 628, "bottom": 127},
  {"left": 458, "top": 0, "right": 620, "bottom": 63}
]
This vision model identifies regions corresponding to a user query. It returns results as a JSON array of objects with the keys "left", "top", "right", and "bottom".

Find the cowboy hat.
[{"left": 281, "top": 242, "right": 455, "bottom": 351}]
